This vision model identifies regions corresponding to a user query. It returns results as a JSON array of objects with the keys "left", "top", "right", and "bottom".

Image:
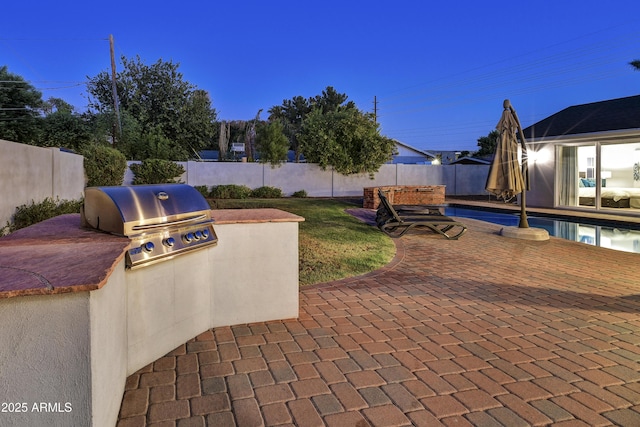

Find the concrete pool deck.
[{"left": 117, "top": 208, "right": 640, "bottom": 426}]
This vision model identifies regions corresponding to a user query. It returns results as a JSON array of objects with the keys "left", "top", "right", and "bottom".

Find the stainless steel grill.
[{"left": 81, "top": 184, "right": 217, "bottom": 269}]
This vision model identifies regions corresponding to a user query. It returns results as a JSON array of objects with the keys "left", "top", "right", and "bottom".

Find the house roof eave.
[
  {"left": 393, "top": 139, "right": 436, "bottom": 158},
  {"left": 526, "top": 128, "right": 640, "bottom": 145}
]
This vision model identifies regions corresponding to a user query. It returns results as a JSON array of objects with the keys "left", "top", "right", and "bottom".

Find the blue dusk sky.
[{"left": 1, "top": 0, "right": 639, "bottom": 152}]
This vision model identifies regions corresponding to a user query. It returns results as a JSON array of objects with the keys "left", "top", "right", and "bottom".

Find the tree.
[
  {"left": 243, "top": 110, "right": 263, "bottom": 162},
  {"left": 41, "top": 97, "right": 74, "bottom": 115},
  {"left": 255, "top": 120, "right": 290, "bottom": 167},
  {"left": 268, "top": 95, "right": 311, "bottom": 162},
  {"left": 180, "top": 89, "right": 217, "bottom": 158},
  {"left": 86, "top": 56, "right": 217, "bottom": 160},
  {"left": 298, "top": 107, "right": 395, "bottom": 177},
  {"left": 86, "top": 109, "right": 143, "bottom": 158},
  {"left": 0, "top": 66, "right": 43, "bottom": 143},
  {"left": 268, "top": 86, "right": 355, "bottom": 162},
  {"left": 631, "top": 60, "right": 640, "bottom": 71},
  {"left": 40, "top": 110, "right": 91, "bottom": 150},
  {"left": 475, "top": 129, "right": 500, "bottom": 157},
  {"left": 311, "top": 86, "right": 355, "bottom": 113},
  {"left": 218, "top": 121, "right": 230, "bottom": 160}
]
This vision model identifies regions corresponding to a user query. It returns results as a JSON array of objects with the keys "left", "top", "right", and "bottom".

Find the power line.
[
  {"left": 377, "top": 26, "right": 639, "bottom": 120},
  {"left": 380, "top": 21, "right": 639, "bottom": 103},
  {"left": 372, "top": 22, "right": 640, "bottom": 149}
]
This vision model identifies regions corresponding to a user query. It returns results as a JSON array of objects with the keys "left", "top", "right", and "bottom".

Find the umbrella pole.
[
  {"left": 507, "top": 101, "right": 530, "bottom": 229},
  {"left": 519, "top": 169, "right": 529, "bottom": 228}
]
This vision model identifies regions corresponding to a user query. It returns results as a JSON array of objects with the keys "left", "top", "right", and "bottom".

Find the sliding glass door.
[
  {"left": 600, "top": 142, "right": 640, "bottom": 209},
  {"left": 557, "top": 141, "right": 640, "bottom": 212}
]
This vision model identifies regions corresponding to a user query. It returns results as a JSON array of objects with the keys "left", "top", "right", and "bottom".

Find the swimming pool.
[{"left": 445, "top": 206, "right": 640, "bottom": 254}]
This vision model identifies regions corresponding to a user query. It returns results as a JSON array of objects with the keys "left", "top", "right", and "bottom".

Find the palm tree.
[{"left": 631, "top": 60, "right": 640, "bottom": 71}]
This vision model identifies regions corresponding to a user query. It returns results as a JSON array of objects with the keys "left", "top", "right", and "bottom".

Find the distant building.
[
  {"left": 449, "top": 156, "right": 491, "bottom": 165},
  {"left": 198, "top": 150, "right": 219, "bottom": 161},
  {"left": 390, "top": 140, "right": 437, "bottom": 164},
  {"left": 434, "top": 151, "right": 462, "bottom": 165}
]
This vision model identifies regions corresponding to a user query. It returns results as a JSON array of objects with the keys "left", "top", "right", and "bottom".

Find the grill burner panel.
[
  {"left": 127, "top": 221, "right": 216, "bottom": 268},
  {"left": 82, "top": 184, "right": 217, "bottom": 269}
]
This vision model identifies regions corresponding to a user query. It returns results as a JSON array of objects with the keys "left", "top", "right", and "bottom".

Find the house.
[
  {"left": 523, "top": 94, "right": 640, "bottom": 213},
  {"left": 390, "top": 140, "right": 437, "bottom": 164}
]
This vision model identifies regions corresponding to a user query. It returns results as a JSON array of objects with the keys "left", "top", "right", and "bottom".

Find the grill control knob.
[
  {"left": 202, "top": 229, "right": 210, "bottom": 239},
  {"left": 194, "top": 230, "right": 203, "bottom": 240},
  {"left": 142, "top": 242, "right": 155, "bottom": 253},
  {"left": 183, "top": 233, "right": 194, "bottom": 244},
  {"left": 163, "top": 237, "right": 175, "bottom": 247}
]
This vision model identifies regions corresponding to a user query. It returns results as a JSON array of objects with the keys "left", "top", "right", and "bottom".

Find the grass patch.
[{"left": 211, "top": 198, "right": 396, "bottom": 286}]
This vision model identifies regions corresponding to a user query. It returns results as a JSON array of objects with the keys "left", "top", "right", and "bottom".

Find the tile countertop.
[
  {"left": 0, "top": 209, "right": 304, "bottom": 299},
  {"left": 210, "top": 208, "right": 304, "bottom": 224},
  {"left": 0, "top": 214, "right": 130, "bottom": 299}
]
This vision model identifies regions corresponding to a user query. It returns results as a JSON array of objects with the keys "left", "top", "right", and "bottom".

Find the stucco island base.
[{"left": 0, "top": 209, "right": 303, "bottom": 427}]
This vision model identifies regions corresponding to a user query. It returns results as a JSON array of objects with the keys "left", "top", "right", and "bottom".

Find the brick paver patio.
[{"left": 118, "top": 216, "right": 640, "bottom": 426}]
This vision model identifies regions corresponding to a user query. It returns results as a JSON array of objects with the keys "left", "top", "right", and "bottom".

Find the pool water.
[{"left": 445, "top": 207, "right": 640, "bottom": 254}]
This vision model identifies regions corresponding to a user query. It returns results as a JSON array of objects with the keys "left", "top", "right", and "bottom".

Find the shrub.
[
  {"left": 250, "top": 186, "right": 283, "bottom": 198},
  {"left": 291, "top": 189, "right": 307, "bottom": 198},
  {"left": 209, "top": 184, "right": 252, "bottom": 199},
  {"left": 129, "top": 159, "right": 185, "bottom": 185},
  {"left": 2, "top": 197, "right": 83, "bottom": 235},
  {"left": 194, "top": 185, "right": 209, "bottom": 198},
  {"left": 82, "top": 144, "right": 127, "bottom": 187}
]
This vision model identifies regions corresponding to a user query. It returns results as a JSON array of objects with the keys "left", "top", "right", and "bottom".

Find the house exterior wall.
[{"left": 527, "top": 143, "right": 556, "bottom": 208}]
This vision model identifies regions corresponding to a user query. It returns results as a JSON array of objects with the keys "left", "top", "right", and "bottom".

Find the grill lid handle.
[{"left": 131, "top": 214, "right": 210, "bottom": 231}]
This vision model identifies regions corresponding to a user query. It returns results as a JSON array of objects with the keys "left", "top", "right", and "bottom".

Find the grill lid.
[{"left": 82, "top": 184, "right": 212, "bottom": 236}]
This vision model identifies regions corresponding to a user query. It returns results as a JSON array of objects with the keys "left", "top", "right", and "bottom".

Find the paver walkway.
[{"left": 118, "top": 216, "right": 640, "bottom": 426}]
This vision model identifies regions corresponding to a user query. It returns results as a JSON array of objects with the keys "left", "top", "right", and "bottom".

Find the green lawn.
[{"left": 210, "top": 198, "right": 396, "bottom": 286}]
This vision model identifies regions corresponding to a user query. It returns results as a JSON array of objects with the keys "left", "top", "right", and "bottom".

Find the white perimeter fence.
[
  {"left": 125, "top": 161, "right": 490, "bottom": 198},
  {"left": 0, "top": 140, "right": 84, "bottom": 227},
  {"left": 0, "top": 138, "right": 490, "bottom": 226}
]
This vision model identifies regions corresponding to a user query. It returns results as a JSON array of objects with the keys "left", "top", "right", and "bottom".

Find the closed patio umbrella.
[{"left": 485, "top": 99, "right": 530, "bottom": 228}]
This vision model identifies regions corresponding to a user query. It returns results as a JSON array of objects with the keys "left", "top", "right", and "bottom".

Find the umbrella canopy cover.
[{"left": 485, "top": 108, "right": 525, "bottom": 201}]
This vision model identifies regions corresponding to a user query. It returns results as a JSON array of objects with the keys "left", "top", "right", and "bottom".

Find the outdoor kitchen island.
[{"left": 0, "top": 208, "right": 303, "bottom": 427}]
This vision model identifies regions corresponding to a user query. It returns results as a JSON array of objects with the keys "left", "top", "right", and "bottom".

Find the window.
[
  {"left": 586, "top": 156, "right": 595, "bottom": 179},
  {"left": 557, "top": 145, "right": 596, "bottom": 208}
]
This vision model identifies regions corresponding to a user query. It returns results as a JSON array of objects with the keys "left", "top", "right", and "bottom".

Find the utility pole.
[
  {"left": 109, "top": 34, "right": 122, "bottom": 147},
  {"left": 373, "top": 96, "right": 378, "bottom": 123}
]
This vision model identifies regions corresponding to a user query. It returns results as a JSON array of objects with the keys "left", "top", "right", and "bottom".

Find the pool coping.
[{"left": 445, "top": 198, "right": 640, "bottom": 229}]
